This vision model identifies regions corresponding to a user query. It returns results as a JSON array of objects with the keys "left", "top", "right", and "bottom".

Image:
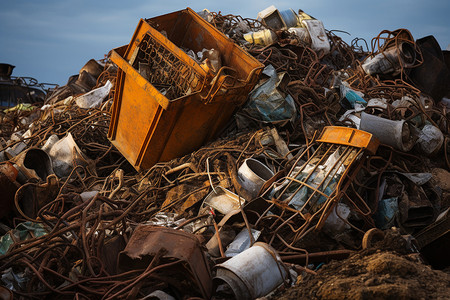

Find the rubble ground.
[
  {"left": 276, "top": 250, "right": 450, "bottom": 300},
  {"left": 272, "top": 229, "right": 450, "bottom": 299}
]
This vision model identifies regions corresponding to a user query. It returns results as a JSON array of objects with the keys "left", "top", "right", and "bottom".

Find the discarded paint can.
[
  {"left": 237, "top": 158, "right": 274, "bottom": 199},
  {"left": 360, "top": 112, "right": 416, "bottom": 152},
  {"left": 201, "top": 186, "right": 244, "bottom": 215},
  {"left": 279, "top": 9, "right": 299, "bottom": 28},
  {"left": 4, "top": 141, "right": 27, "bottom": 160},
  {"left": 362, "top": 42, "right": 416, "bottom": 76},
  {"left": 243, "top": 29, "right": 278, "bottom": 46},
  {"left": 258, "top": 6, "right": 298, "bottom": 30},
  {"left": 214, "top": 242, "right": 289, "bottom": 300}
]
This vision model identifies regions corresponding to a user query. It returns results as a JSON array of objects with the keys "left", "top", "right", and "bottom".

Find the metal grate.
[
  {"left": 132, "top": 33, "right": 205, "bottom": 100},
  {"left": 255, "top": 126, "right": 379, "bottom": 251}
]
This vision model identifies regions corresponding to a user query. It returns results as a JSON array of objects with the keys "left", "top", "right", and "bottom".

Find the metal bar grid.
[
  {"left": 256, "top": 134, "right": 368, "bottom": 250},
  {"left": 134, "top": 33, "right": 205, "bottom": 100}
]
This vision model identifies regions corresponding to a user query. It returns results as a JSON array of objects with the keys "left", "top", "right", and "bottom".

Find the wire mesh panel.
[
  {"left": 131, "top": 33, "right": 205, "bottom": 100},
  {"left": 256, "top": 126, "right": 379, "bottom": 251}
]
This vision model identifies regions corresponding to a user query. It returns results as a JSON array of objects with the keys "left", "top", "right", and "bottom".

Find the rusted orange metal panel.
[{"left": 316, "top": 126, "right": 380, "bottom": 155}]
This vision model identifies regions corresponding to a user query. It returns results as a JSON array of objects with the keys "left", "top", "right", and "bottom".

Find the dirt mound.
[{"left": 277, "top": 251, "right": 450, "bottom": 300}]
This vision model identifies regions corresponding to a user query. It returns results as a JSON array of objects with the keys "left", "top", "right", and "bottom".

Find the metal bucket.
[
  {"left": 362, "top": 42, "right": 416, "bottom": 76},
  {"left": 360, "top": 112, "right": 416, "bottom": 152},
  {"left": 243, "top": 29, "right": 278, "bottom": 46},
  {"left": 280, "top": 9, "right": 299, "bottom": 28},
  {"left": 237, "top": 158, "right": 274, "bottom": 199},
  {"left": 214, "top": 242, "right": 289, "bottom": 300}
]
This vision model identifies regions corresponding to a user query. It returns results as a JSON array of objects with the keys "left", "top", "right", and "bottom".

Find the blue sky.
[{"left": 1, "top": 0, "right": 449, "bottom": 86}]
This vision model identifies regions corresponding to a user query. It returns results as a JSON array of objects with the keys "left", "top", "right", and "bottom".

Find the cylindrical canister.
[
  {"left": 279, "top": 9, "right": 300, "bottom": 28},
  {"left": 214, "top": 242, "right": 289, "bottom": 299},
  {"left": 360, "top": 112, "right": 415, "bottom": 152},
  {"left": 243, "top": 30, "right": 278, "bottom": 46},
  {"left": 237, "top": 158, "right": 274, "bottom": 198}
]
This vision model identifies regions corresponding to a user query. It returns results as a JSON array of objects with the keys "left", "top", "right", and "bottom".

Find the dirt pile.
[{"left": 277, "top": 251, "right": 450, "bottom": 300}]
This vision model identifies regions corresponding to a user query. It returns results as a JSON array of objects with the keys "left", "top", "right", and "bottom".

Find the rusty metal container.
[
  {"left": 108, "top": 8, "right": 263, "bottom": 170},
  {"left": 118, "top": 225, "right": 212, "bottom": 299}
]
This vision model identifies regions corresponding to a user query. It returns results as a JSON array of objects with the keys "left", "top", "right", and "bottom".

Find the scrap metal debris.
[{"left": 0, "top": 5, "right": 449, "bottom": 300}]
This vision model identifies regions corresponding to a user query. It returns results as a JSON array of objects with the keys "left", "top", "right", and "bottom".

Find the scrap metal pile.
[{"left": 1, "top": 6, "right": 449, "bottom": 300}]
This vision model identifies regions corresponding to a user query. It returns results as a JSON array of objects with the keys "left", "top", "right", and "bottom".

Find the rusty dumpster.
[{"left": 108, "top": 8, "right": 263, "bottom": 171}]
